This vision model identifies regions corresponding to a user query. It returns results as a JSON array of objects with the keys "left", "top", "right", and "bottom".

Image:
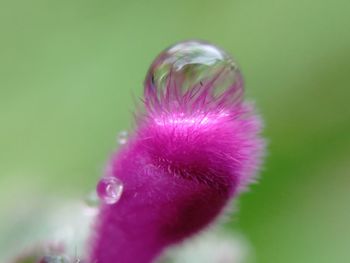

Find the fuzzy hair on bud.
[{"left": 88, "top": 41, "right": 264, "bottom": 263}]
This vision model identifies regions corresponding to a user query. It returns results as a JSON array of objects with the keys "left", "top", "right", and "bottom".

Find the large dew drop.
[
  {"left": 96, "top": 176, "right": 124, "bottom": 205},
  {"left": 144, "top": 40, "right": 243, "bottom": 105}
]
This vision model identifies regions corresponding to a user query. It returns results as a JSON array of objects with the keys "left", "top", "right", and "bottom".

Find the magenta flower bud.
[{"left": 88, "top": 41, "right": 265, "bottom": 263}]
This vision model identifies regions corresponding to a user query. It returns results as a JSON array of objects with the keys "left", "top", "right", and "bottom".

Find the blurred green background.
[{"left": 1, "top": 0, "right": 349, "bottom": 262}]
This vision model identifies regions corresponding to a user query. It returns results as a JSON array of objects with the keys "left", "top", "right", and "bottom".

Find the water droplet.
[
  {"left": 84, "top": 191, "right": 100, "bottom": 208},
  {"left": 96, "top": 176, "right": 124, "bottom": 205},
  {"left": 39, "top": 255, "right": 70, "bottom": 263},
  {"left": 145, "top": 40, "right": 243, "bottom": 105},
  {"left": 117, "top": 131, "right": 128, "bottom": 145}
]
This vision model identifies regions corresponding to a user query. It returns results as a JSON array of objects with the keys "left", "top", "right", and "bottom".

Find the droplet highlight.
[
  {"left": 96, "top": 176, "right": 124, "bottom": 205},
  {"left": 117, "top": 131, "right": 128, "bottom": 145}
]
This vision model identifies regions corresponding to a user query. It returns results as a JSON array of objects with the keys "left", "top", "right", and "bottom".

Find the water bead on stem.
[
  {"left": 96, "top": 177, "right": 124, "bottom": 205},
  {"left": 117, "top": 131, "right": 128, "bottom": 145},
  {"left": 39, "top": 255, "right": 70, "bottom": 263}
]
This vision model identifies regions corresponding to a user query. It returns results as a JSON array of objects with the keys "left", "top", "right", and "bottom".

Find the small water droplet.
[
  {"left": 96, "top": 176, "right": 124, "bottom": 204},
  {"left": 84, "top": 191, "right": 100, "bottom": 208},
  {"left": 39, "top": 255, "right": 70, "bottom": 263},
  {"left": 117, "top": 131, "right": 128, "bottom": 145}
]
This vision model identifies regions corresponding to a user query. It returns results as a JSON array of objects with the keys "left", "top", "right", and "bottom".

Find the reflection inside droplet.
[{"left": 96, "top": 176, "right": 124, "bottom": 205}]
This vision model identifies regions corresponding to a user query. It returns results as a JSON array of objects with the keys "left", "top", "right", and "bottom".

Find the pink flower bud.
[{"left": 89, "top": 41, "right": 265, "bottom": 263}]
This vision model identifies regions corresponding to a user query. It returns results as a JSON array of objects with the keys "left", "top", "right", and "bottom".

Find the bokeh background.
[{"left": 1, "top": 0, "right": 349, "bottom": 262}]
